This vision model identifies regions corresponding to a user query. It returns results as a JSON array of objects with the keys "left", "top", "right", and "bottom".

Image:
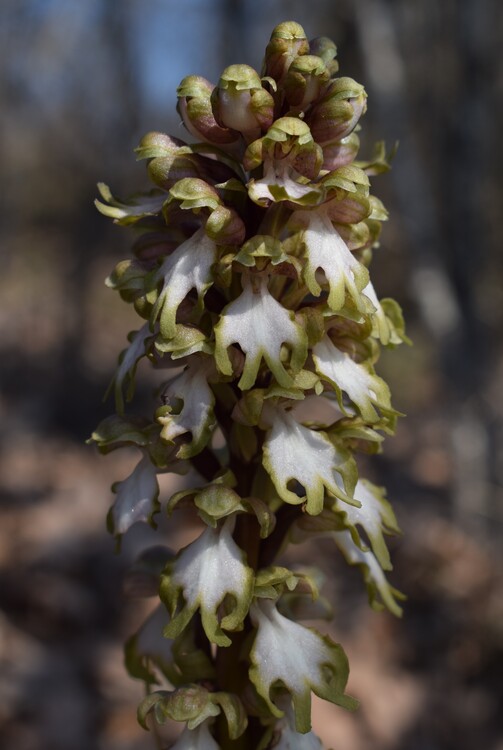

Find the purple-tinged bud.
[
  {"left": 322, "top": 133, "right": 360, "bottom": 171},
  {"left": 283, "top": 55, "right": 330, "bottom": 111},
  {"left": 135, "top": 131, "right": 187, "bottom": 160},
  {"left": 309, "top": 36, "right": 339, "bottom": 76},
  {"left": 334, "top": 221, "right": 371, "bottom": 251},
  {"left": 212, "top": 65, "right": 274, "bottom": 142},
  {"left": 205, "top": 205, "right": 246, "bottom": 245},
  {"left": 244, "top": 118, "right": 323, "bottom": 207},
  {"left": 136, "top": 132, "right": 237, "bottom": 188},
  {"left": 177, "top": 76, "right": 240, "bottom": 145},
  {"left": 307, "top": 77, "right": 367, "bottom": 144},
  {"left": 262, "top": 21, "right": 310, "bottom": 82},
  {"left": 166, "top": 178, "right": 246, "bottom": 245},
  {"left": 244, "top": 117, "right": 322, "bottom": 179}
]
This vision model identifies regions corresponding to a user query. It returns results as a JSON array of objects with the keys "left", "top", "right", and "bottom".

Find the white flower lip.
[
  {"left": 248, "top": 161, "right": 321, "bottom": 207},
  {"left": 262, "top": 404, "right": 355, "bottom": 515},
  {"left": 333, "top": 478, "right": 400, "bottom": 570},
  {"left": 249, "top": 598, "right": 356, "bottom": 732},
  {"left": 158, "top": 356, "right": 216, "bottom": 458},
  {"left": 334, "top": 529, "right": 404, "bottom": 616},
  {"left": 271, "top": 701, "right": 323, "bottom": 749},
  {"left": 169, "top": 720, "right": 220, "bottom": 750},
  {"left": 362, "top": 278, "right": 391, "bottom": 344},
  {"left": 112, "top": 323, "right": 151, "bottom": 412},
  {"left": 111, "top": 454, "right": 159, "bottom": 537},
  {"left": 299, "top": 209, "right": 370, "bottom": 311},
  {"left": 215, "top": 275, "right": 307, "bottom": 390},
  {"left": 162, "top": 518, "right": 253, "bottom": 647},
  {"left": 135, "top": 603, "right": 173, "bottom": 666},
  {"left": 152, "top": 227, "right": 217, "bottom": 339},
  {"left": 313, "top": 334, "right": 392, "bottom": 423}
]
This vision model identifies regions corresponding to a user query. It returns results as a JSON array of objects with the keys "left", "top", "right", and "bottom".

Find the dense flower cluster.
[{"left": 91, "top": 21, "right": 407, "bottom": 749}]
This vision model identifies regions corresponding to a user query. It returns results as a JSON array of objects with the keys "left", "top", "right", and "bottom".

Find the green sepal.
[
  {"left": 355, "top": 140, "right": 398, "bottom": 176},
  {"left": 335, "top": 220, "right": 372, "bottom": 251},
  {"left": 168, "top": 483, "right": 246, "bottom": 527},
  {"left": 329, "top": 416, "right": 385, "bottom": 454},
  {"left": 264, "top": 368, "right": 321, "bottom": 401},
  {"left": 320, "top": 164, "right": 370, "bottom": 195},
  {"left": 138, "top": 685, "right": 220, "bottom": 731},
  {"left": 212, "top": 64, "right": 274, "bottom": 137},
  {"left": 379, "top": 298, "right": 412, "bottom": 346},
  {"left": 307, "top": 76, "right": 367, "bottom": 145},
  {"left": 154, "top": 324, "right": 212, "bottom": 359},
  {"left": 95, "top": 183, "right": 166, "bottom": 225},
  {"left": 234, "top": 235, "right": 285, "bottom": 267},
  {"left": 211, "top": 691, "right": 248, "bottom": 740},
  {"left": 368, "top": 195, "right": 389, "bottom": 221},
  {"left": 106, "top": 259, "right": 155, "bottom": 307},
  {"left": 88, "top": 414, "right": 152, "bottom": 453},
  {"left": 231, "top": 390, "right": 266, "bottom": 427},
  {"left": 230, "top": 422, "right": 259, "bottom": 462},
  {"left": 168, "top": 177, "right": 220, "bottom": 211},
  {"left": 242, "top": 497, "right": 276, "bottom": 539},
  {"left": 254, "top": 566, "right": 299, "bottom": 599},
  {"left": 135, "top": 131, "right": 186, "bottom": 160}
]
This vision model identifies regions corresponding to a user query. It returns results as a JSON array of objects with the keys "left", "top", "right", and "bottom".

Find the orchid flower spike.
[{"left": 91, "top": 19, "right": 407, "bottom": 750}]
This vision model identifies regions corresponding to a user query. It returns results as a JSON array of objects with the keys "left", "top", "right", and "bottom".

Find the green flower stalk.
[{"left": 90, "top": 20, "right": 408, "bottom": 749}]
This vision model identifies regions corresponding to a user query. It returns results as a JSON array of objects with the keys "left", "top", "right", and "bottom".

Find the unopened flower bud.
[
  {"left": 322, "top": 132, "right": 360, "bottom": 170},
  {"left": 135, "top": 131, "right": 186, "bottom": 160},
  {"left": 283, "top": 55, "right": 330, "bottom": 111},
  {"left": 177, "top": 76, "right": 239, "bottom": 145},
  {"left": 309, "top": 36, "right": 339, "bottom": 75},
  {"left": 307, "top": 77, "right": 367, "bottom": 144},
  {"left": 244, "top": 118, "right": 323, "bottom": 206},
  {"left": 212, "top": 64, "right": 274, "bottom": 141},
  {"left": 137, "top": 131, "right": 237, "bottom": 190},
  {"left": 263, "top": 21, "right": 310, "bottom": 82},
  {"left": 244, "top": 117, "right": 322, "bottom": 180}
]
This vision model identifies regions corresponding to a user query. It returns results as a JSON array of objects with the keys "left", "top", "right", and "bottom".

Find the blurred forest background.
[{"left": 0, "top": 1, "right": 502, "bottom": 749}]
